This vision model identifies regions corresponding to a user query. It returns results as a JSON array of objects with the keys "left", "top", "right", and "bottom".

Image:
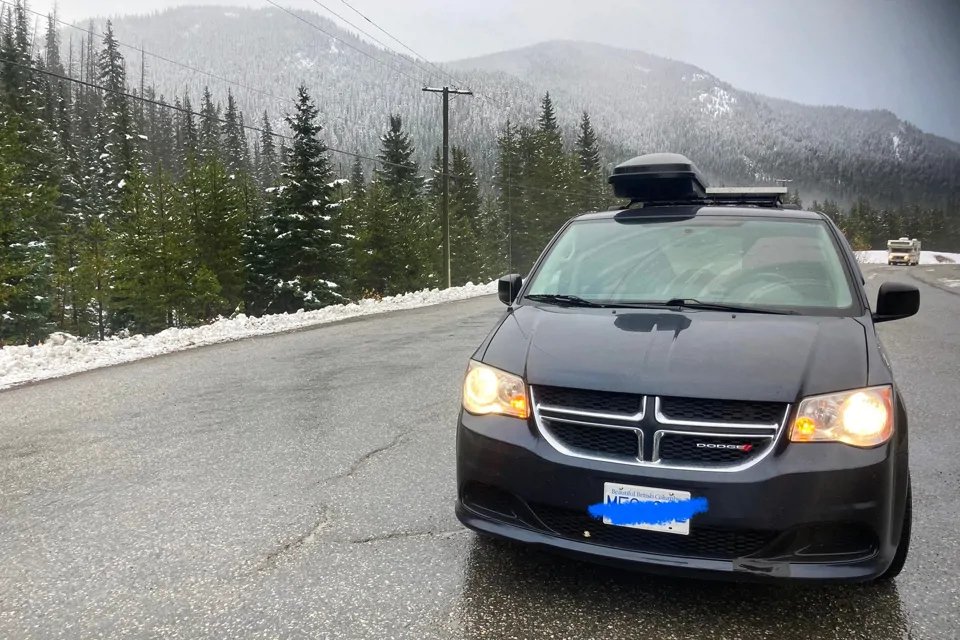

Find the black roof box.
[{"left": 608, "top": 153, "right": 709, "bottom": 202}]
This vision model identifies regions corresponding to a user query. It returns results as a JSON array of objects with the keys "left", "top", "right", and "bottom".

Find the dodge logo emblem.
[{"left": 696, "top": 442, "right": 753, "bottom": 451}]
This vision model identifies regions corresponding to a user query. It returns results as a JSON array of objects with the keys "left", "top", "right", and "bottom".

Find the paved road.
[
  {"left": 908, "top": 263, "right": 960, "bottom": 295},
  {"left": 1, "top": 264, "right": 958, "bottom": 640}
]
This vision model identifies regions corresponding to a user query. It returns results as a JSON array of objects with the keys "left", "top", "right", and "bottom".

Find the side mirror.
[
  {"left": 873, "top": 282, "right": 919, "bottom": 323},
  {"left": 498, "top": 274, "right": 523, "bottom": 306}
]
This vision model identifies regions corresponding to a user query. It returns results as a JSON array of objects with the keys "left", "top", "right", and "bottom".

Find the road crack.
[
  {"left": 252, "top": 506, "right": 331, "bottom": 573},
  {"left": 316, "top": 428, "right": 412, "bottom": 486},
  {"left": 349, "top": 529, "right": 469, "bottom": 545}
]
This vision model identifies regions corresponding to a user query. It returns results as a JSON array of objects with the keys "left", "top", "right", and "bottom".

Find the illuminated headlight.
[
  {"left": 790, "top": 385, "right": 893, "bottom": 448},
  {"left": 462, "top": 360, "right": 529, "bottom": 419}
]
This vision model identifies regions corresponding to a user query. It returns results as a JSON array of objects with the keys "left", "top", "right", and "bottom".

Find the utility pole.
[{"left": 423, "top": 86, "right": 473, "bottom": 289}]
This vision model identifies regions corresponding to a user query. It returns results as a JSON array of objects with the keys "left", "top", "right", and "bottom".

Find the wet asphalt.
[{"left": 1, "top": 264, "right": 958, "bottom": 640}]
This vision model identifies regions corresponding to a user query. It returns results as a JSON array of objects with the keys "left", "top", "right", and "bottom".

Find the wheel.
[{"left": 877, "top": 478, "right": 911, "bottom": 581}]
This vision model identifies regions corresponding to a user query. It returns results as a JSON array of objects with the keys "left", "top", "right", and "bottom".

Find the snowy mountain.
[
  {"left": 80, "top": 6, "right": 960, "bottom": 206},
  {"left": 449, "top": 40, "right": 960, "bottom": 205}
]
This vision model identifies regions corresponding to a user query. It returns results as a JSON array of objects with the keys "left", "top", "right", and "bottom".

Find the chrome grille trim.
[
  {"left": 537, "top": 396, "right": 646, "bottom": 422},
  {"left": 531, "top": 386, "right": 792, "bottom": 472},
  {"left": 537, "top": 414, "right": 644, "bottom": 431},
  {"left": 531, "top": 388, "right": 644, "bottom": 465},
  {"left": 654, "top": 397, "right": 787, "bottom": 431}
]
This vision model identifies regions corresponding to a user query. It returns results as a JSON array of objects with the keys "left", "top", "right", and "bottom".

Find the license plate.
[{"left": 601, "top": 482, "right": 693, "bottom": 536}]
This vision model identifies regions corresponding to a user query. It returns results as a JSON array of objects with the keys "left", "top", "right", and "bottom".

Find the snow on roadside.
[
  {"left": 855, "top": 250, "right": 960, "bottom": 265},
  {"left": 0, "top": 281, "right": 498, "bottom": 391}
]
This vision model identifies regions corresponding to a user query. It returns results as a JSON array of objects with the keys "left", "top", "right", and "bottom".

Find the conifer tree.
[
  {"left": 349, "top": 157, "right": 366, "bottom": 201},
  {"left": 109, "top": 162, "right": 156, "bottom": 332},
  {"left": 368, "top": 114, "right": 432, "bottom": 291},
  {"left": 574, "top": 111, "right": 607, "bottom": 212},
  {"left": 198, "top": 87, "right": 221, "bottom": 160},
  {"left": 195, "top": 156, "right": 246, "bottom": 317},
  {"left": 222, "top": 90, "right": 249, "bottom": 175},
  {"left": 264, "top": 85, "right": 343, "bottom": 312},
  {"left": 150, "top": 93, "right": 177, "bottom": 174},
  {"left": 533, "top": 92, "right": 572, "bottom": 242},
  {"left": 257, "top": 110, "right": 279, "bottom": 190},
  {"left": 355, "top": 179, "right": 396, "bottom": 296},
  {"left": 495, "top": 120, "right": 543, "bottom": 273},
  {"left": 149, "top": 164, "right": 195, "bottom": 326},
  {"left": 97, "top": 21, "right": 135, "bottom": 220},
  {"left": 242, "top": 206, "right": 272, "bottom": 315},
  {"left": 375, "top": 115, "right": 424, "bottom": 200},
  {"left": 0, "top": 112, "right": 57, "bottom": 344},
  {"left": 176, "top": 94, "right": 197, "bottom": 168},
  {"left": 448, "top": 146, "right": 484, "bottom": 284},
  {"left": 341, "top": 156, "right": 367, "bottom": 295}
]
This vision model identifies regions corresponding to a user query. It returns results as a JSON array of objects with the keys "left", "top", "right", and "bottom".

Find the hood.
[{"left": 480, "top": 305, "right": 868, "bottom": 404}]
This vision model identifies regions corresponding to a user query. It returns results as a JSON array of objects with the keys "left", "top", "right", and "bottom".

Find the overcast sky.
[{"left": 41, "top": 0, "right": 960, "bottom": 141}]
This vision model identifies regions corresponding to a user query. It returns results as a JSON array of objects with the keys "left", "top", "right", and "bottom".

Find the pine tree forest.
[{"left": 0, "top": 1, "right": 957, "bottom": 346}]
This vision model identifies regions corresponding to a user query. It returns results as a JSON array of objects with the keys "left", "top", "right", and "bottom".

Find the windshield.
[
  {"left": 888, "top": 242, "right": 915, "bottom": 249},
  {"left": 523, "top": 215, "right": 858, "bottom": 315}
]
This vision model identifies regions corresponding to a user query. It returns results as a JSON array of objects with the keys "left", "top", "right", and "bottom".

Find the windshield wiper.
[
  {"left": 525, "top": 294, "right": 608, "bottom": 308},
  {"left": 660, "top": 298, "right": 799, "bottom": 315}
]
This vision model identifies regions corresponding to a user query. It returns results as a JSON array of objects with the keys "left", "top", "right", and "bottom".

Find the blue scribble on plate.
[{"left": 588, "top": 496, "right": 709, "bottom": 527}]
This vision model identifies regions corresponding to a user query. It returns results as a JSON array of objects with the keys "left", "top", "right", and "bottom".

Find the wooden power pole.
[{"left": 423, "top": 86, "right": 473, "bottom": 289}]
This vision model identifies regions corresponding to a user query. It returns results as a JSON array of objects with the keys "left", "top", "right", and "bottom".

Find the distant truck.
[{"left": 887, "top": 237, "right": 921, "bottom": 266}]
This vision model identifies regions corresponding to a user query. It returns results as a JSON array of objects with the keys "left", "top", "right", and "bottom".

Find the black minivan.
[{"left": 454, "top": 153, "right": 920, "bottom": 582}]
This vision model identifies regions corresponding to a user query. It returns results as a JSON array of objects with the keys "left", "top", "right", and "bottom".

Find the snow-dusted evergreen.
[{"left": 264, "top": 85, "right": 344, "bottom": 312}]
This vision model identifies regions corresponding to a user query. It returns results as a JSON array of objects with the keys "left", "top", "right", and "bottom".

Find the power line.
[
  {"left": 330, "top": 0, "right": 522, "bottom": 115},
  {"left": 332, "top": 0, "right": 468, "bottom": 90},
  {"left": 8, "top": 58, "right": 292, "bottom": 139},
  {"left": 13, "top": 0, "right": 523, "bottom": 133},
  {"left": 263, "top": 0, "right": 426, "bottom": 86},
  {"left": 0, "top": 0, "right": 292, "bottom": 107},
  {"left": 10, "top": 0, "right": 563, "bottom": 137},
  {"left": 5, "top": 0, "right": 355, "bottom": 130},
  {"left": 299, "top": 0, "right": 517, "bottom": 122},
  {"left": 306, "top": 0, "right": 445, "bottom": 86},
  {"left": 7, "top": 57, "right": 600, "bottom": 200}
]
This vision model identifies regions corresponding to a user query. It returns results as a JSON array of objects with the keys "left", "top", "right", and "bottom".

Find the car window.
[{"left": 524, "top": 215, "right": 857, "bottom": 314}]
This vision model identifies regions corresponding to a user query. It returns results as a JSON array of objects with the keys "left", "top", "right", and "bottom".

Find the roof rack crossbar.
[{"left": 704, "top": 186, "right": 788, "bottom": 206}]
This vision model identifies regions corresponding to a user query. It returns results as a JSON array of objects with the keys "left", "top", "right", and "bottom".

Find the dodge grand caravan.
[{"left": 454, "top": 153, "right": 920, "bottom": 583}]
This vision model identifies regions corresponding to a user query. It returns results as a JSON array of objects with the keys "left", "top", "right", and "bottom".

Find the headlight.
[
  {"left": 462, "top": 360, "right": 529, "bottom": 419},
  {"left": 790, "top": 385, "right": 893, "bottom": 448}
]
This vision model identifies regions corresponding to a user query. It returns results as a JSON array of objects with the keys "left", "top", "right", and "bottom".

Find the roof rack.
[
  {"left": 608, "top": 153, "right": 788, "bottom": 208},
  {"left": 704, "top": 186, "right": 789, "bottom": 207}
]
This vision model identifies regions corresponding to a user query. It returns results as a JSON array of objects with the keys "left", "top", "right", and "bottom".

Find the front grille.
[
  {"left": 535, "top": 385, "right": 641, "bottom": 415},
  {"left": 546, "top": 421, "right": 639, "bottom": 458},
  {"left": 657, "top": 433, "right": 772, "bottom": 465},
  {"left": 530, "top": 503, "right": 777, "bottom": 559},
  {"left": 532, "top": 385, "right": 788, "bottom": 470},
  {"left": 659, "top": 396, "right": 786, "bottom": 425}
]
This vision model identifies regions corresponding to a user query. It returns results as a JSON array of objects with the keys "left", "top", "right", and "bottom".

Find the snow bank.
[
  {"left": 0, "top": 281, "right": 498, "bottom": 391},
  {"left": 855, "top": 250, "right": 960, "bottom": 265}
]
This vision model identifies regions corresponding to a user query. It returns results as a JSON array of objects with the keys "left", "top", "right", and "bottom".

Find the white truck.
[{"left": 887, "top": 237, "right": 921, "bottom": 266}]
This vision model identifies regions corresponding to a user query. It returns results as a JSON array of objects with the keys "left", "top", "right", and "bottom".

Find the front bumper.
[{"left": 455, "top": 411, "right": 908, "bottom": 583}]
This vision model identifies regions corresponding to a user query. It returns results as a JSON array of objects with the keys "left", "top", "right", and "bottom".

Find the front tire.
[{"left": 877, "top": 478, "right": 911, "bottom": 581}]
